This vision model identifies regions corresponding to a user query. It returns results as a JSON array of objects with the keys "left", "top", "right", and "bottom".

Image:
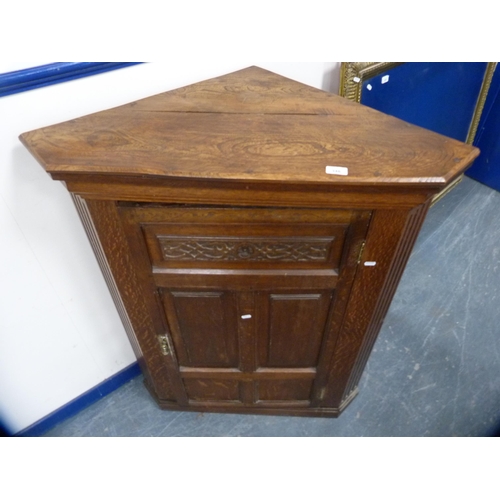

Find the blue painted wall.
[
  {"left": 467, "top": 65, "right": 500, "bottom": 191},
  {"left": 361, "top": 62, "right": 488, "bottom": 142}
]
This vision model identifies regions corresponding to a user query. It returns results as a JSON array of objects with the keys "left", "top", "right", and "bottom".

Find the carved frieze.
[{"left": 157, "top": 236, "right": 333, "bottom": 263}]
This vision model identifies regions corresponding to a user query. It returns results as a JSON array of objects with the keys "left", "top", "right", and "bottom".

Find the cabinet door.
[
  {"left": 117, "top": 205, "right": 371, "bottom": 412},
  {"left": 158, "top": 286, "right": 335, "bottom": 408}
]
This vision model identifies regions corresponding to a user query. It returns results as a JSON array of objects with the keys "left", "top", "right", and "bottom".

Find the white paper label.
[
  {"left": 326, "top": 166, "right": 348, "bottom": 176},
  {"left": 241, "top": 314, "right": 252, "bottom": 319},
  {"left": 364, "top": 261, "right": 377, "bottom": 267}
]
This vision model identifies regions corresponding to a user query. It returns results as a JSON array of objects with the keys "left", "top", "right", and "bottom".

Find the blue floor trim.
[
  {"left": 0, "top": 62, "right": 142, "bottom": 97},
  {"left": 16, "top": 362, "right": 141, "bottom": 437}
]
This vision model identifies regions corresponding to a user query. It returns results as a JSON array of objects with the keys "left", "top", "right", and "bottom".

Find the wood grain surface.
[{"left": 20, "top": 66, "right": 479, "bottom": 189}]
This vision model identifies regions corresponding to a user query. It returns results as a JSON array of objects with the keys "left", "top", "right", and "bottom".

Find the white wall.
[{"left": 0, "top": 62, "right": 341, "bottom": 434}]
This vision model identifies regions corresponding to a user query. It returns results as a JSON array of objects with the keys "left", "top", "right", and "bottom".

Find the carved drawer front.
[
  {"left": 118, "top": 205, "right": 354, "bottom": 272},
  {"left": 157, "top": 234, "right": 332, "bottom": 265},
  {"left": 147, "top": 226, "right": 342, "bottom": 270}
]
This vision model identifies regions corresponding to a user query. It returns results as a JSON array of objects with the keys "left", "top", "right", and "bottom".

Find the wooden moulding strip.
[
  {"left": 179, "top": 367, "right": 317, "bottom": 380},
  {"left": 61, "top": 175, "right": 435, "bottom": 210}
]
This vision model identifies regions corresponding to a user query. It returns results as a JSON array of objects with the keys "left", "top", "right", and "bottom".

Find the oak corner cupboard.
[{"left": 19, "top": 66, "right": 479, "bottom": 418}]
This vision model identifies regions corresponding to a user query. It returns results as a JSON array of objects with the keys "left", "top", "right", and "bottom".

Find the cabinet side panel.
[
  {"left": 325, "top": 203, "right": 431, "bottom": 408},
  {"left": 342, "top": 202, "right": 431, "bottom": 399},
  {"left": 83, "top": 198, "right": 176, "bottom": 401},
  {"left": 311, "top": 210, "right": 372, "bottom": 407},
  {"left": 71, "top": 194, "right": 144, "bottom": 362}
]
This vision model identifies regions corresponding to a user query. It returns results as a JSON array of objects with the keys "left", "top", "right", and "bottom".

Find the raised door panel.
[
  {"left": 253, "top": 290, "right": 333, "bottom": 406},
  {"left": 183, "top": 379, "right": 241, "bottom": 402},
  {"left": 256, "top": 379, "right": 314, "bottom": 402},
  {"left": 162, "top": 290, "right": 239, "bottom": 368},
  {"left": 256, "top": 292, "right": 332, "bottom": 368}
]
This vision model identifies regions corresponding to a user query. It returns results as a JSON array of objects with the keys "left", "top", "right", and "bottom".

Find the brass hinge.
[
  {"left": 357, "top": 241, "right": 366, "bottom": 265},
  {"left": 158, "top": 334, "right": 172, "bottom": 356},
  {"left": 318, "top": 387, "right": 326, "bottom": 400}
]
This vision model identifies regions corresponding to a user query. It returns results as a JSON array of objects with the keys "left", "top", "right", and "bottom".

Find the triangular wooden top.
[{"left": 20, "top": 66, "right": 479, "bottom": 188}]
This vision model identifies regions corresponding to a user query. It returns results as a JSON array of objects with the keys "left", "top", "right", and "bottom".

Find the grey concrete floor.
[{"left": 43, "top": 177, "right": 500, "bottom": 436}]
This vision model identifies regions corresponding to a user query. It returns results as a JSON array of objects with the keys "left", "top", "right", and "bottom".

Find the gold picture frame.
[{"left": 339, "top": 62, "right": 497, "bottom": 203}]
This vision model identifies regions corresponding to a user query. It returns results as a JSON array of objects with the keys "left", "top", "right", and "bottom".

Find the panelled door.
[
  {"left": 161, "top": 287, "right": 334, "bottom": 407},
  {"left": 118, "top": 204, "right": 371, "bottom": 411}
]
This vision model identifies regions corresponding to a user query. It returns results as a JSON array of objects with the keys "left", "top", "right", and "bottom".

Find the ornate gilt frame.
[
  {"left": 466, "top": 62, "right": 497, "bottom": 144},
  {"left": 340, "top": 62, "right": 403, "bottom": 102},
  {"left": 339, "top": 62, "right": 497, "bottom": 203}
]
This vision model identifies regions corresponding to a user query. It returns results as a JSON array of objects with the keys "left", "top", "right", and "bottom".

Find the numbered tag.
[{"left": 326, "top": 166, "right": 348, "bottom": 176}]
